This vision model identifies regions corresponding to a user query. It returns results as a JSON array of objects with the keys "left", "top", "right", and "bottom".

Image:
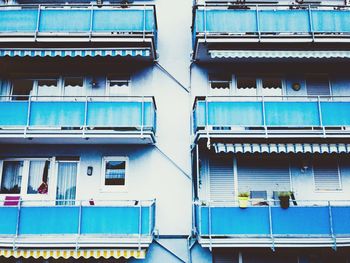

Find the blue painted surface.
[
  {"left": 0, "top": 101, "right": 28, "bottom": 126},
  {"left": 29, "top": 101, "right": 85, "bottom": 127},
  {"left": 0, "top": 10, "right": 37, "bottom": 32},
  {"left": 332, "top": 207, "right": 350, "bottom": 235},
  {"left": 196, "top": 206, "right": 350, "bottom": 237},
  {"left": 272, "top": 207, "right": 330, "bottom": 235},
  {"left": 265, "top": 102, "right": 320, "bottom": 126},
  {"left": 0, "top": 207, "right": 18, "bottom": 235},
  {"left": 321, "top": 102, "right": 350, "bottom": 126},
  {"left": 81, "top": 206, "right": 150, "bottom": 235},
  {"left": 195, "top": 9, "right": 350, "bottom": 35},
  {"left": 19, "top": 207, "right": 79, "bottom": 234},
  {"left": 0, "top": 8, "right": 156, "bottom": 34}
]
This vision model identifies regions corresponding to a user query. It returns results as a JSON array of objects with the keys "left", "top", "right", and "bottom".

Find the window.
[
  {"left": 0, "top": 159, "right": 51, "bottom": 195},
  {"left": 11, "top": 79, "right": 33, "bottom": 101},
  {"left": 236, "top": 76, "right": 257, "bottom": 97},
  {"left": 306, "top": 75, "right": 331, "bottom": 97},
  {"left": 313, "top": 156, "right": 342, "bottom": 191},
  {"left": 262, "top": 77, "right": 283, "bottom": 97},
  {"left": 101, "top": 157, "right": 128, "bottom": 190},
  {"left": 36, "top": 78, "right": 60, "bottom": 99},
  {"left": 107, "top": 75, "right": 130, "bottom": 96},
  {"left": 63, "top": 77, "right": 84, "bottom": 98},
  {"left": 235, "top": 76, "right": 283, "bottom": 99},
  {"left": 209, "top": 73, "right": 231, "bottom": 90}
]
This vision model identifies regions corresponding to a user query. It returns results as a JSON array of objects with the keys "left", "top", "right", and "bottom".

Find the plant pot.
[
  {"left": 279, "top": 196, "right": 290, "bottom": 209},
  {"left": 238, "top": 197, "right": 249, "bottom": 208}
]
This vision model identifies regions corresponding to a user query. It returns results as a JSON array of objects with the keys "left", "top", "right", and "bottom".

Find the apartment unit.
[{"left": 0, "top": 0, "right": 349, "bottom": 262}]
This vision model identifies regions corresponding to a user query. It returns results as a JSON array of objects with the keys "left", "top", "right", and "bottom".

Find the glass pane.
[
  {"left": 236, "top": 77, "right": 257, "bottom": 98},
  {"left": 262, "top": 78, "right": 283, "bottom": 98},
  {"left": 56, "top": 162, "right": 77, "bottom": 206},
  {"left": 27, "top": 160, "right": 50, "bottom": 194},
  {"left": 105, "top": 160, "right": 126, "bottom": 186},
  {"left": 0, "top": 161, "right": 23, "bottom": 194},
  {"left": 11, "top": 79, "right": 33, "bottom": 101},
  {"left": 64, "top": 77, "right": 83, "bottom": 87}
]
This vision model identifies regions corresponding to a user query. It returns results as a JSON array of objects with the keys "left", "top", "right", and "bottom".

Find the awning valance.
[
  {"left": 213, "top": 143, "right": 350, "bottom": 154},
  {"left": 0, "top": 249, "right": 146, "bottom": 259},
  {"left": 209, "top": 50, "right": 350, "bottom": 59},
  {"left": 0, "top": 48, "right": 151, "bottom": 58}
]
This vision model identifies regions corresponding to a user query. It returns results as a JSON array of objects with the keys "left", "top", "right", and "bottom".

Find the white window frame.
[
  {"left": 0, "top": 158, "right": 55, "bottom": 201},
  {"left": 106, "top": 76, "right": 131, "bottom": 97},
  {"left": 312, "top": 158, "right": 343, "bottom": 192},
  {"left": 208, "top": 73, "right": 233, "bottom": 96},
  {"left": 100, "top": 156, "right": 128, "bottom": 192}
]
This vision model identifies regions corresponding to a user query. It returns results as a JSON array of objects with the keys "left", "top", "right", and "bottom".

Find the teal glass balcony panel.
[
  {"left": 194, "top": 7, "right": 350, "bottom": 36},
  {"left": 0, "top": 203, "right": 155, "bottom": 236},
  {"left": 0, "top": 101, "right": 28, "bottom": 126},
  {"left": 196, "top": 205, "right": 350, "bottom": 237},
  {"left": 0, "top": 6, "right": 156, "bottom": 35},
  {"left": 0, "top": 98, "right": 156, "bottom": 131},
  {"left": 194, "top": 100, "right": 350, "bottom": 131}
]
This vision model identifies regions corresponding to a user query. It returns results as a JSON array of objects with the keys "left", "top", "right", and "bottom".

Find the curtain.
[
  {"left": 56, "top": 162, "right": 77, "bottom": 206},
  {"left": 0, "top": 161, "right": 23, "bottom": 194},
  {"left": 27, "top": 160, "right": 49, "bottom": 194}
]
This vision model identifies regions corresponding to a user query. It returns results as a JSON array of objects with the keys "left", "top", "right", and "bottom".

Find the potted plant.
[
  {"left": 278, "top": 191, "right": 291, "bottom": 209},
  {"left": 238, "top": 192, "right": 249, "bottom": 208}
]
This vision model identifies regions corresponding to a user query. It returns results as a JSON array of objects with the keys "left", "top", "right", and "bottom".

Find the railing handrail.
[
  {"left": 194, "top": 199, "right": 350, "bottom": 206},
  {"left": 195, "top": 4, "right": 350, "bottom": 9},
  {"left": 0, "top": 3, "right": 156, "bottom": 9}
]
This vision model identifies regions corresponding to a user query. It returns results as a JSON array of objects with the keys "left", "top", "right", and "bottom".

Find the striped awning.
[
  {"left": 0, "top": 249, "right": 146, "bottom": 259},
  {"left": 0, "top": 49, "right": 151, "bottom": 58},
  {"left": 209, "top": 50, "right": 350, "bottom": 59},
  {"left": 213, "top": 143, "right": 350, "bottom": 154}
]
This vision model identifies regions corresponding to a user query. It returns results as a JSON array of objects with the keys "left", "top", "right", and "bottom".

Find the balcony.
[
  {"left": 193, "top": 96, "right": 350, "bottom": 141},
  {"left": 0, "top": 96, "right": 157, "bottom": 144},
  {"left": 195, "top": 201, "right": 350, "bottom": 248},
  {"left": 192, "top": 4, "right": 350, "bottom": 61},
  {"left": 0, "top": 4, "right": 157, "bottom": 60},
  {"left": 0, "top": 199, "right": 156, "bottom": 249}
]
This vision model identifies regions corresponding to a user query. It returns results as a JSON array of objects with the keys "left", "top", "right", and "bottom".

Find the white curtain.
[
  {"left": 27, "top": 161, "right": 49, "bottom": 194},
  {"left": 0, "top": 161, "right": 23, "bottom": 194},
  {"left": 56, "top": 162, "right": 77, "bottom": 205}
]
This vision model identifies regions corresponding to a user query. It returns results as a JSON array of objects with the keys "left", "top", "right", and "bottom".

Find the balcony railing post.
[
  {"left": 34, "top": 5, "right": 41, "bottom": 41},
  {"left": 256, "top": 4, "right": 261, "bottom": 41},
  {"left": 268, "top": 201, "right": 275, "bottom": 251},
  {"left": 262, "top": 96, "right": 267, "bottom": 138},
  {"left": 208, "top": 204, "right": 212, "bottom": 251},
  {"left": 76, "top": 200, "right": 83, "bottom": 250},
  {"left": 317, "top": 96, "right": 325, "bottom": 137},
  {"left": 138, "top": 201, "right": 142, "bottom": 250},
  {"left": 204, "top": 5, "right": 207, "bottom": 43},
  {"left": 148, "top": 201, "right": 152, "bottom": 235},
  {"left": 25, "top": 95, "right": 32, "bottom": 137},
  {"left": 328, "top": 201, "right": 337, "bottom": 250},
  {"left": 89, "top": 5, "right": 94, "bottom": 41},
  {"left": 83, "top": 96, "right": 88, "bottom": 137},
  {"left": 143, "top": 5, "right": 146, "bottom": 41},
  {"left": 307, "top": 4, "right": 315, "bottom": 41},
  {"left": 13, "top": 198, "right": 22, "bottom": 250}
]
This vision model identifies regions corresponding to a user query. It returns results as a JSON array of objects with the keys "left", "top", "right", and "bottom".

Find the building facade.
[{"left": 0, "top": 0, "right": 349, "bottom": 262}]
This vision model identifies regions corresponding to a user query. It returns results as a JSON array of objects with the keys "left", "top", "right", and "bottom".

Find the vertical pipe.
[
  {"left": 268, "top": 202, "right": 275, "bottom": 251},
  {"left": 328, "top": 201, "right": 337, "bottom": 250}
]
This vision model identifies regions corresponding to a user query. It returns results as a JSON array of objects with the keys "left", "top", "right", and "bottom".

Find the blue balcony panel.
[
  {"left": 82, "top": 206, "right": 151, "bottom": 235},
  {"left": 321, "top": 102, "right": 350, "bottom": 126},
  {"left": 264, "top": 102, "right": 320, "bottom": 126},
  {"left": 312, "top": 10, "right": 350, "bottom": 33},
  {"left": 0, "top": 101, "right": 28, "bottom": 126},
  {"left": 0, "top": 10, "right": 37, "bottom": 32},
  {"left": 0, "top": 207, "right": 17, "bottom": 235},
  {"left": 29, "top": 101, "right": 85, "bottom": 127},
  {"left": 19, "top": 207, "right": 79, "bottom": 235},
  {"left": 331, "top": 206, "right": 350, "bottom": 235}
]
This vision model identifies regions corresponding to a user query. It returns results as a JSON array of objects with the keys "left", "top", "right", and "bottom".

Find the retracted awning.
[
  {"left": 0, "top": 249, "right": 146, "bottom": 259},
  {"left": 209, "top": 50, "right": 350, "bottom": 59},
  {"left": 213, "top": 143, "right": 350, "bottom": 154},
  {"left": 0, "top": 48, "right": 151, "bottom": 58}
]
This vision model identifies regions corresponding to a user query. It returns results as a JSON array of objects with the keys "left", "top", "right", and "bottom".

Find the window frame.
[
  {"left": 312, "top": 157, "right": 343, "bottom": 192},
  {"left": 305, "top": 73, "right": 333, "bottom": 97},
  {"left": 100, "top": 156, "right": 128, "bottom": 192},
  {"left": 106, "top": 75, "right": 131, "bottom": 97},
  {"left": 0, "top": 158, "right": 54, "bottom": 200}
]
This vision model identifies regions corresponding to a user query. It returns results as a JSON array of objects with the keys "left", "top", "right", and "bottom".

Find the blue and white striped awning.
[
  {"left": 209, "top": 50, "right": 350, "bottom": 59},
  {"left": 213, "top": 143, "right": 350, "bottom": 154},
  {"left": 0, "top": 49, "right": 151, "bottom": 58}
]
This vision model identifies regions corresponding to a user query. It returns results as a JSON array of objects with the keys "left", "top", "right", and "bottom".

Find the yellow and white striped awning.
[{"left": 0, "top": 249, "right": 146, "bottom": 259}]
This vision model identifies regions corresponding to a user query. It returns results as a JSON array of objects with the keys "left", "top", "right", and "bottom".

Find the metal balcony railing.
[
  {"left": 194, "top": 199, "right": 350, "bottom": 249},
  {"left": 0, "top": 96, "right": 157, "bottom": 137},
  {"left": 193, "top": 4, "right": 350, "bottom": 43},
  {"left": 193, "top": 96, "right": 350, "bottom": 138},
  {"left": 0, "top": 199, "right": 156, "bottom": 249}
]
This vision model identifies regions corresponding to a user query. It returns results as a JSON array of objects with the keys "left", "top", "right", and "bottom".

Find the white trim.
[
  {"left": 100, "top": 156, "right": 128, "bottom": 193},
  {"left": 312, "top": 157, "right": 343, "bottom": 192}
]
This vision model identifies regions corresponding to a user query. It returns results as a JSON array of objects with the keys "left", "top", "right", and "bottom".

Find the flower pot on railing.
[
  {"left": 238, "top": 192, "right": 249, "bottom": 208},
  {"left": 278, "top": 192, "right": 291, "bottom": 209}
]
